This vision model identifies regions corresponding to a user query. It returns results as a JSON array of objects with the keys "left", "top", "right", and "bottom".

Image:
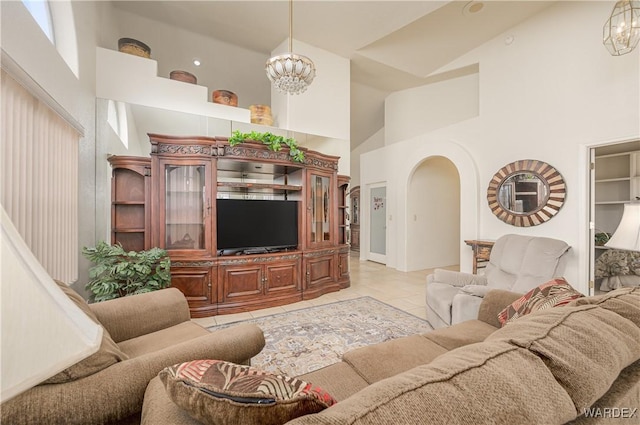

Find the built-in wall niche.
[{"left": 96, "top": 99, "right": 350, "bottom": 167}]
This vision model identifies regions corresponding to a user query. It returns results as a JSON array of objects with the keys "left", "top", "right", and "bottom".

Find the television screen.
[{"left": 216, "top": 199, "right": 298, "bottom": 254}]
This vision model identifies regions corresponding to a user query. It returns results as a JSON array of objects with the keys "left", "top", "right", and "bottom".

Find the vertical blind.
[{"left": 1, "top": 69, "right": 80, "bottom": 282}]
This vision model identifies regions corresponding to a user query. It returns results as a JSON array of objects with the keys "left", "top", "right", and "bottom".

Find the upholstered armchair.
[
  {"left": 1, "top": 286, "right": 266, "bottom": 425},
  {"left": 425, "top": 234, "right": 570, "bottom": 329}
]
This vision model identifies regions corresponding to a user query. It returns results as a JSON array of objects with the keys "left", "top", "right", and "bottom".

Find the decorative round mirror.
[{"left": 487, "top": 159, "right": 566, "bottom": 227}]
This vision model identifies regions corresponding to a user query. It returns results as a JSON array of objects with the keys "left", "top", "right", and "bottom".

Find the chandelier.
[
  {"left": 603, "top": 0, "right": 640, "bottom": 56},
  {"left": 265, "top": 0, "right": 316, "bottom": 95}
]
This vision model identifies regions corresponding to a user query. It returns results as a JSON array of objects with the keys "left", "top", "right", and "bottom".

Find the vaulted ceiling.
[{"left": 112, "top": 1, "right": 555, "bottom": 148}]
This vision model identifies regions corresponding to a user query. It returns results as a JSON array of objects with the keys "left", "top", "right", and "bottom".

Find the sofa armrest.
[
  {"left": 0, "top": 323, "right": 265, "bottom": 425},
  {"left": 476, "top": 289, "right": 523, "bottom": 328},
  {"left": 427, "top": 269, "right": 488, "bottom": 288},
  {"left": 90, "top": 288, "right": 191, "bottom": 343}
]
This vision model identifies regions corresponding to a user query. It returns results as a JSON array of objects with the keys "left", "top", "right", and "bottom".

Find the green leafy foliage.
[
  {"left": 82, "top": 241, "right": 171, "bottom": 302},
  {"left": 228, "top": 130, "right": 305, "bottom": 163}
]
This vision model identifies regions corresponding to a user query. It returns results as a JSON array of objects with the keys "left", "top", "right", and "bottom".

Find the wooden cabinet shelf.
[
  {"left": 109, "top": 134, "right": 349, "bottom": 317},
  {"left": 113, "top": 201, "right": 146, "bottom": 205},
  {"left": 217, "top": 182, "right": 303, "bottom": 191}
]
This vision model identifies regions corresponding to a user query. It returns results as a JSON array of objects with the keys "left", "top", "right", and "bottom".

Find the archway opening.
[{"left": 406, "top": 156, "right": 460, "bottom": 271}]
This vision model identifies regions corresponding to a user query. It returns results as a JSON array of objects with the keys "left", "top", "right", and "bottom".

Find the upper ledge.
[{"left": 95, "top": 47, "right": 250, "bottom": 123}]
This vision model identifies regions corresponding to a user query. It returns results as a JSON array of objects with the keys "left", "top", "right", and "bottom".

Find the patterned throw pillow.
[
  {"left": 497, "top": 278, "right": 584, "bottom": 327},
  {"left": 160, "top": 359, "right": 337, "bottom": 425}
]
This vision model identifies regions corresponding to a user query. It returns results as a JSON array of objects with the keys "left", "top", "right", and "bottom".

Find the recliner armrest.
[
  {"left": 428, "top": 269, "right": 488, "bottom": 288},
  {"left": 90, "top": 288, "right": 191, "bottom": 343},
  {"left": 459, "top": 285, "right": 493, "bottom": 298}
]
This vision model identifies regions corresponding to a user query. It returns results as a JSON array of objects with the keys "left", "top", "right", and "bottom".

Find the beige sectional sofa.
[{"left": 142, "top": 288, "right": 640, "bottom": 425}]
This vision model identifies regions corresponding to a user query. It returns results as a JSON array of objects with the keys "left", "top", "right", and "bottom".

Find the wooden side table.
[{"left": 464, "top": 240, "right": 495, "bottom": 274}]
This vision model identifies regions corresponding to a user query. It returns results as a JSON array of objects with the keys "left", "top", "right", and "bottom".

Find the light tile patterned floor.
[{"left": 191, "top": 253, "right": 459, "bottom": 328}]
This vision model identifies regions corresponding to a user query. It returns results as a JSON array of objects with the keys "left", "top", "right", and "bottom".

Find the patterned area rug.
[{"left": 208, "top": 296, "right": 433, "bottom": 377}]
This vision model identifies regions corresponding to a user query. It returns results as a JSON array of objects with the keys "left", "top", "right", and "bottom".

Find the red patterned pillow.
[
  {"left": 160, "top": 359, "right": 336, "bottom": 425},
  {"left": 497, "top": 278, "right": 584, "bottom": 327}
]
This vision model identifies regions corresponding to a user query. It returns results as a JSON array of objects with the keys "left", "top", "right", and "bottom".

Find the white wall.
[
  {"left": 360, "top": 1, "right": 640, "bottom": 294},
  {"left": 385, "top": 72, "right": 479, "bottom": 145},
  {"left": 407, "top": 157, "right": 460, "bottom": 271},
  {"left": 271, "top": 39, "right": 350, "bottom": 141},
  {"left": 351, "top": 128, "right": 385, "bottom": 189}
]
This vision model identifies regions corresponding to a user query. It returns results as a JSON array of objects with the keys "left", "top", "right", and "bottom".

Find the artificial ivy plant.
[
  {"left": 228, "top": 130, "right": 305, "bottom": 163},
  {"left": 82, "top": 241, "right": 171, "bottom": 302}
]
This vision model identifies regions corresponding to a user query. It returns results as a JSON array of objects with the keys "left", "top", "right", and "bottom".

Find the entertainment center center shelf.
[
  {"left": 216, "top": 158, "right": 304, "bottom": 200},
  {"left": 108, "top": 133, "right": 350, "bottom": 317}
]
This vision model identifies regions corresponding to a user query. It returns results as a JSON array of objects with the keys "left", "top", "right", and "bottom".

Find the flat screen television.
[{"left": 216, "top": 199, "right": 298, "bottom": 254}]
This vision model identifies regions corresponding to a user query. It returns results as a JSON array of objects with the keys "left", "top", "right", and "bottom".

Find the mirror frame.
[{"left": 487, "top": 159, "right": 566, "bottom": 227}]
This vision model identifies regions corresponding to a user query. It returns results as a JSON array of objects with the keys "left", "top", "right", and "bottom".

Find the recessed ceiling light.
[
  {"left": 193, "top": 58, "right": 201, "bottom": 66},
  {"left": 463, "top": 1, "right": 484, "bottom": 16}
]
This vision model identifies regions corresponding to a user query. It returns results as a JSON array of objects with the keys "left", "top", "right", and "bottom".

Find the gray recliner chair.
[{"left": 425, "top": 234, "right": 571, "bottom": 329}]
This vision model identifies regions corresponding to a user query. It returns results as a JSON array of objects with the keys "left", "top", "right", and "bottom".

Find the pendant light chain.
[{"left": 265, "top": 0, "right": 316, "bottom": 95}]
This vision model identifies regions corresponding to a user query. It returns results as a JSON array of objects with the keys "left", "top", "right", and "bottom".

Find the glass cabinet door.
[
  {"left": 165, "top": 165, "right": 207, "bottom": 250},
  {"left": 309, "top": 173, "right": 331, "bottom": 244}
]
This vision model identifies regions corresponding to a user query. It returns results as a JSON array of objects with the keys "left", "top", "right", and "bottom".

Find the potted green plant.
[
  {"left": 82, "top": 241, "right": 171, "bottom": 302},
  {"left": 228, "top": 130, "right": 305, "bottom": 163}
]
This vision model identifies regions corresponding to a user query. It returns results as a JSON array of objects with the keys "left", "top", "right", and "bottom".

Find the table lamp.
[
  {"left": 1, "top": 206, "right": 102, "bottom": 402},
  {"left": 605, "top": 202, "right": 640, "bottom": 251}
]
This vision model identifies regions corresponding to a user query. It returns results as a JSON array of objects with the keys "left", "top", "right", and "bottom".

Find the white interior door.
[{"left": 369, "top": 185, "right": 386, "bottom": 264}]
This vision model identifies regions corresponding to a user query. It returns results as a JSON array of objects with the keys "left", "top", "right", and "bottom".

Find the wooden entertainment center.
[{"left": 108, "top": 134, "right": 350, "bottom": 317}]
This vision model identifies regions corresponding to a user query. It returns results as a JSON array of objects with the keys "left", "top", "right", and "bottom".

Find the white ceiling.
[{"left": 111, "top": 0, "right": 555, "bottom": 147}]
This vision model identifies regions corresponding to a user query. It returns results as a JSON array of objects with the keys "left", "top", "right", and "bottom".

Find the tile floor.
[{"left": 192, "top": 253, "right": 459, "bottom": 328}]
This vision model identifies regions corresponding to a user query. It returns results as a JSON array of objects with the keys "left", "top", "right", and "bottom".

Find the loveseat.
[
  {"left": 142, "top": 287, "right": 640, "bottom": 425},
  {"left": 1, "top": 286, "right": 266, "bottom": 424}
]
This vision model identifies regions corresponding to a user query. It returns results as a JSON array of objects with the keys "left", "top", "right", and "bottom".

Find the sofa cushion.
[
  {"left": 342, "top": 335, "right": 448, "bottom": 384},
  {"left": 43, "top": 281, "right": 128, "bottom": 384},
  {"left": 566, "top": 287, "right": 640, "bottom": 327},
  {"left": 160, "top": 359, "right": 336, "bottom": 425},
  {"left": 297, "top": 362, "right": 369, "bottom": 402},
  {"left": 565, "top": 359, "right": 640, "bottom": 425},
  {"left": 118, "top": 321, "right": 209, "bottom": 358},
  {"left": 487, "top": 304, "right": 640, "bottom": 412},
  {"left": 287, "top": 341, "right": 577, "bottom": 425},
  {"left": 422, "top": 319, "right": 497, "bottom": 351},
  {"left": 497, "top": 278, "right": 584, "bottom": 326}
]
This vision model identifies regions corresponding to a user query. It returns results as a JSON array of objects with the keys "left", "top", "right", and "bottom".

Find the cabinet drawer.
[{"left": 477, "top": 246, "right": 492, "bottom": 260}]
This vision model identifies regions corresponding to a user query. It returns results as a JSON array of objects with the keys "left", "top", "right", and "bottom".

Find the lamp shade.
[
  {"left": 1, "top": 206, "right": 102, "bottom": 402},
  {"left": 605, "top": 203, "right": 640, "bottom": 251}
]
